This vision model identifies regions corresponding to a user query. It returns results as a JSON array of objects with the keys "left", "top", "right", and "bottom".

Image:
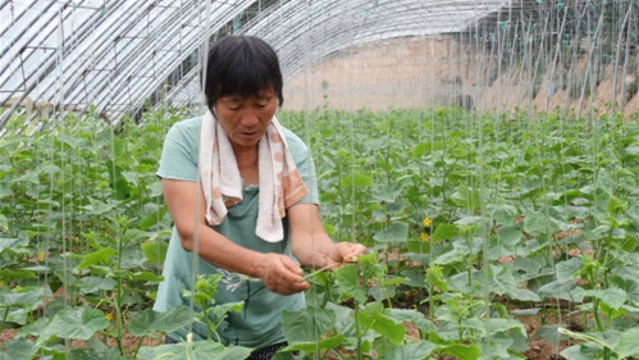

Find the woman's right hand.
[{"left": 257, "top": 253, "right": 310, "bottom": 295}]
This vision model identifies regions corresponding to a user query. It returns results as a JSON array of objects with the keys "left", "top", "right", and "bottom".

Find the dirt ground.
[
  {"left": 0, "top": 304, "right": 570, "bottom": 360},
  {"left": 283, "top": 35, "right": 639, "bottom": 120}
]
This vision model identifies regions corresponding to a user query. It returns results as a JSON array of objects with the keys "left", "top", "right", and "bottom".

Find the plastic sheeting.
[{"left": 0, "top": 0, "right": 509, "bottom": 128}]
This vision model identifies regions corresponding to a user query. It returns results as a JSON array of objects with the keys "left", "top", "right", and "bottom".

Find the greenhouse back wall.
[{"left": 2, "top": 1, "right": 639, "bottom": 359}]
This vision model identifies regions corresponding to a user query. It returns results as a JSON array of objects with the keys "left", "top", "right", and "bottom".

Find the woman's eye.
[{"left": 255, "top": 103, "right": 267, "bottom": 108}]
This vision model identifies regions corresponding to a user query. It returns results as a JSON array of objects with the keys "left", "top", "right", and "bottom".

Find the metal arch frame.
[
  {"left": 1, "top": 0, "right": 511, "bottom": 132},
  {"left": 161, "top": 0, "right": 510, "bottom": 110},
  {"left": 248, "top": 0, "right": 511, "bottom": 78}
]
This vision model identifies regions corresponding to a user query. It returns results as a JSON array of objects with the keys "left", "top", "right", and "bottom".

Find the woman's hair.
[{"left": 203, "top": 35, "right": 284, "bottom": 108}]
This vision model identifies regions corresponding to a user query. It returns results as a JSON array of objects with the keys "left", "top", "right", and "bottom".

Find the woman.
[{"left": 153, "top": 35, "right": 367, "bottom": 359}]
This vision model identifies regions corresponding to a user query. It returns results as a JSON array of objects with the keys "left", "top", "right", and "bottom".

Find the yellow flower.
[
  {"left": 105, "top": 313, "right": 113, "bottom": 321},
  {"left": 38, "top": 251, "right": 45, "bottom": 262},
  {"left": 423, "top": 217, "right": 432, "bottom": 227},
  {"left": 0, "top": 281, "right": 4, "bottom": 287},
  {"left": 420, "top": 233, "right": 429, "bottom": 242}
]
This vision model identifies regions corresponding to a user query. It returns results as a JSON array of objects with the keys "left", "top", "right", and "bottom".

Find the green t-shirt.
[{"left": 154, "top": 116, "right": 319, "bottom": 348}]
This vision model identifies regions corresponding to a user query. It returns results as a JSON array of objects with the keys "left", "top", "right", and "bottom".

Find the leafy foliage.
[{"left": 1, "top": 106, "right": 639, "bottom": 359}]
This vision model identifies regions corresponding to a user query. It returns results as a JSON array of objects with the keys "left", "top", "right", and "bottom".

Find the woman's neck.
[
  {"left": 232, "top": 144, "right": 258, "bottom": 165},
  {"left": 233, "top": 144, "right": 259, "bottom": 186}
]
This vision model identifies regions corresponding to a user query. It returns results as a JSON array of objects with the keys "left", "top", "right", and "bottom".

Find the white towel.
[{"left": 199, "top": 109, "right": 307, "bottom": 242}]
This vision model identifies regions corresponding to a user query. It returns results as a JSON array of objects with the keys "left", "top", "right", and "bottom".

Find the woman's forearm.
[{"left": 177, "top": 223, "right": 267, "bottom": 279}]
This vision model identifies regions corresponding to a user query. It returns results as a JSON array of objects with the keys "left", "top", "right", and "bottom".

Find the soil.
[
  {"left": 0, "top": 300, "right": 572, "bottom": 360},
  {"left": 0, "top": 326, "right": 162, "bottom": 356},
  {"left": 283, "top": 35, "right": 639, "bottom": 120},
  {"left": 0, "top": 252, "right": 582, "bottom": 360}
]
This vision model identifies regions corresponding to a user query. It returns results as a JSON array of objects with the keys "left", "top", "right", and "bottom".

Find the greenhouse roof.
[{"left": 0, "top": 0, "right": 509, "bottom": 128}]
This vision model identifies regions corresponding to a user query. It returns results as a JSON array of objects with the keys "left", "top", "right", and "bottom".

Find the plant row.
[{"left": 1, "top": 107, "right": 639, "bottom": 359}]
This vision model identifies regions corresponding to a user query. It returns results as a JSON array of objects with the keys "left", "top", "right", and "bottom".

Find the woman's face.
[{"left": 214, "top": 86, "right": 278, "bottom": 151}]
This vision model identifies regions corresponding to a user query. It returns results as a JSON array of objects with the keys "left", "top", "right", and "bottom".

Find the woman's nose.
[{"left": 240, "top": 111, "right": 260, "bottom": 127}]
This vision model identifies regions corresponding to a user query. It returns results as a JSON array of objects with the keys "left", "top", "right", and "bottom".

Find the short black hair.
[{"left": 203, "top": 35, "right": 284, "bottom": 108}]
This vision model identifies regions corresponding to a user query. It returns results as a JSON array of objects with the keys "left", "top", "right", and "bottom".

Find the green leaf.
[
  {"left": 582, "top": 287, "right": 627, "bottom": 310},
  {"left": 414, "top": 142, "right": 430, "bottom": 157},
  {"left": 606, "top": 195, "right": 627, "bottom": 214},
  {"left": 0, "top": 286, "right": 52, "bottom": 308},
  {"left": 512, "top": 288, "right": 541, "bottom": 302},
  {"left": 388, "top": 308, "right": 437, "bottom": 332},
  {"left": 536, "top": 325, "right": 569, "bottom": 346},
  {"left": 614, "top": 277, "right": 639, "bottom": 307},
  {"left": 39, "top": 307, "right": 110, "bottom": 345},
  {"left": 489, "top": 204, "right": 518, "bottom": 226},
  {"left": 0, "top": 214, "right": 8, "bottom": 231},
  {"left": 432, "top": 224, "right": 459, "bottom": 242},
  {"left": 120, "top": 244, "right": 147, "bottom": 269},
  {"left": 496, "top": 226, "right": 522, "bottom": 253},
  {"left": 0, "top": 269, "right": 37, "bottom": 281},
  {"left": 207, "top": 301, "right": 244, "bottom": 320},
  {"left": 0, "top": 338, "right": 37, "bottom": 360},
  {"left": 141, "top": 240, "right": 169, "bottom": 264},
  {"left": 340, "top": 173, "right": 373, "bottom": 189},
  {"left": 560, "top": 344, "right": 599, "bottom": 360},
  {"left": 425, "top": 265, "right": 448, "bottom": 292},
  {"left": 0, "top": 237, "right": 29, "bottom": 254},
  {"left": 555, "top": 257, "right": 583, "bottom": 281},
  {"left": 75, "top": 247, "right": 117, "bottom": 271},
  {"left": 537, "top": 279, "right": 576, "bottom": 300},
  {"left": 373, "top": 222, "right": 409, "bottom": 243},
  {"left": 82, "top": 198, "right": 116, "bottom": 215},
  {"left": 68, "top": 338, "right": 130, "bottom": 360},
  {"left": 441, "top": 343, "right": 481, "bottom": 360},
  {"left": 282, "top": 334, "right": 346, "bottom": 353},
  {"left": 137, "top": 341, "right": 253, "bottom": 360},
  {"left": 626, "top": 145, "right": 639, "bottom": 156},
  {"left": 478, "top": 336, "right": 519, "bottom": 359},
  {"left": 124, "top": 228, "right": 150, "bottom": 243},
  {"left": 128, "top": 271, "right": 164, "bottom": 282},
  {"left": 616, "top": 327, "right": 639, "bottom": 358},
  {"left": 358, "top": 303, "right": 405, "bottom": 345},
  {"left": 271, "top": 351, "right": 296, "bottom": 360},
  {"left": 510, "top": 308, "right": 540, "bottom": 316},
  {"left": 281, "top": 307, "right": 336, "bottom": 343},
  {"left": 431, "top": 246, "right": 468, "bottom": 265},
  {"left": 399, "top": 269, "right": 427, "bottom": 288},
  {"left": 335, "top": 264, "right": 368, "bottom": 304},
  {"left": 0, "top": 182, "right": 11, "bottom": 197},
  {"left": 380, "top": 341, "right": 438, "bottom": 360},
  {"left": 523, "top": 210, "right": 550, "bottom": 233},
  {"left": 432, "top": 247, "right": 465, "bottom": 266},
  {"left": 138, "top": 206, "right": 168, "bottom": 230},
  {"left": 74, "top": 276, "right": 117, "bottom": 294},
  {"left": 128, "top": 306, "right": 194, "bottom": 337},
  {"left": 450, "top": 184, "right": 480, "bottom": 211},
  {"left": 485, "top": 318, "right": 526, "bottom": 337}
]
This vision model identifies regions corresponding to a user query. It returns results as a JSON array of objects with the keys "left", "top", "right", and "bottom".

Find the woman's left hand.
[{"left": 328, "top": 242, "right": 368, "bottom": 269}]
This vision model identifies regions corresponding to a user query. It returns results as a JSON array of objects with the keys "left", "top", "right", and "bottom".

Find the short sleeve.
[
  {"left": 282, "top": 128, "right": 320, "bottom": 205},
  {"left": 157, "top": 118, "right": 201, "bottom": 182}
]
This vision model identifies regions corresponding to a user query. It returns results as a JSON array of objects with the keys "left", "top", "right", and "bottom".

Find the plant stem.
[
  {"left": 428, "top": 286, "right": 435, "bottom": 321},
  {"left": 302, "top": 263, "right": 341, "bottom": 281},
  {"left": 588, "top": 269, "right": 605, "bottom": 333},
  {"left": 592, "top": 298, "right": 604, "bottom": 333},
  {"left": 355, "top": 266, "right": 363, "bottom": 360},
  {"left": 114, "top": 222, "right": 127, "bottom": 355},
  {"left": 354, "top": 304, "right": 362, "bottom": 360},
  {"left": 133, "top": 336, "right": 145, "bottom": 358},
  {"left": 0, "top": 307, "right": 9, "bottom": 334},
  {"left": 320, "top": 275, "right": 334, "bottom": 309},
  {"left": 202, "top": 305, "right": 215, "bottom": 340}
]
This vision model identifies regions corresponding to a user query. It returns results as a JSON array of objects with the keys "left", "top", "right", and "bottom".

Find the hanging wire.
[{"left": 187, "top": 0, "right": 213, "bottom": 340}]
